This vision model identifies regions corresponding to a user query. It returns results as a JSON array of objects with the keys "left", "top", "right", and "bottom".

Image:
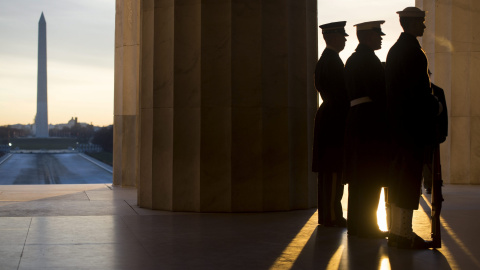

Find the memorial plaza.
[
  {"left": 1, "top": 0, "right": 479, "bottom": 269},
  {"left": 0, "top": 184, "right": 479, "bottom": 269}
]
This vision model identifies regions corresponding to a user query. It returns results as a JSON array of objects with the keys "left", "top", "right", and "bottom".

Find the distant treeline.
[
  {"left": 0, "top": 126, "right": 31, "bottom": 144},
  {"left": 91, "top": 125, "right": 113, "bottom": 153},
  {"left": 0, "top": 124, "right": 113, "bottom": 153},
  {"left": 49, "top": 123, "right": 95, "bottom": 142}
]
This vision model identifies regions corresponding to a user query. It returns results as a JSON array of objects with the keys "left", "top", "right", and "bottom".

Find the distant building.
[
  {"left": 67, "top": 117, "right": 78, "bottom": 128},
  {"left": 49, "top": 117, "right": 98, "bottom": 132}
]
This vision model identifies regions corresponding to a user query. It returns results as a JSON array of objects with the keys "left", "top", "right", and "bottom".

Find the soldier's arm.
[
  {"left": 318, "top": 57, "right": 346, "bottom": 101},
  {"left": 405, "top": 50, "right": 440, "bottom": 120}
]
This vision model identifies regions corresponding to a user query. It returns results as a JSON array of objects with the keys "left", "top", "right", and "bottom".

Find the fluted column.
[
  {"left": 135, "top": 0, "right": 317, "bottom": 211},
  {"left": 113, "top": 0, "right": 140, "bottom": 187},
  {"left": 200, "top": 0, "right": 232, "bottom": 211},
  {"left": 417, "top": 0, "right": 480, "bottom": 184}
]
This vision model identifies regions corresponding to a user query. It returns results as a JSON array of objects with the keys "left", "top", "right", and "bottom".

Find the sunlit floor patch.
[
  {"left": 420, "top": 194, "right": 480, "bottom": 269},
  {"left": 326, "top": 245, "right": 345, "bottom": 270},
  {"left": 269, "top": 186, "right": 468, "bottom": 270},
  {"left": 379, "top": 255, "right": 391, "bottom": 270},
  {"left": 269, "top": 211, "right": 318, "bottom": 269},
  {"left": 1, "top": 184, "right": 478, "bottom": 269}
]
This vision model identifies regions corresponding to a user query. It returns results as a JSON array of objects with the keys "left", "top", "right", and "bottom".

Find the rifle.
[
  {"left": 427, "top": 82, "right": 447, "bottom": 249},
  {"left": 429, "top": 144, "right": 443, "bottom": 248}
]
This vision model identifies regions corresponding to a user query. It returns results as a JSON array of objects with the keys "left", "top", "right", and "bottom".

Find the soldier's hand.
[{"left": 433, "top": 95, "right": 443, "bottom": 116}]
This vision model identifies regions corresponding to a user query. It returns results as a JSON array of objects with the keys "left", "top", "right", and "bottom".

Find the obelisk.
[{"left": 36, "top": 12, "right": 48, "bottom": 137}]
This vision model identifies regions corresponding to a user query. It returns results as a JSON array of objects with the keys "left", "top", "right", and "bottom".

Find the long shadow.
[
  {"left": 0, "top": 192, "right": 321, "bottom": 269},
  {"left": 291, "top": 214, "right": 452, "bottom": 269},
  {"left": 2, "top": 185, "right": 475, "bottom": 269},
  {"left": 290, "top": 226, "right": 347, "bottom": 269},
  {"left": 420, "top": 186, "right": 480, "bottom": 270}
]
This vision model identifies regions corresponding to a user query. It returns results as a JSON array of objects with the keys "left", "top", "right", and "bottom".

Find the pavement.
[
  {"left": 0, "top": 153, "right": 112, "bottom": 185},
  {"left": 0, "top": 183, "right": 478, "bottom": 269}
]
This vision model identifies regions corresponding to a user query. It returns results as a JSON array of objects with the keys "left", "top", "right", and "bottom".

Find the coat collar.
[
  {"left": 399, "top": 32, "right": 421, "bottom": 48},
  {"left": 355, "top": 43, "right": 375, "bottom": 53},
  {"left": 325, "top": 46, "right": 340, "bottom": 54}
]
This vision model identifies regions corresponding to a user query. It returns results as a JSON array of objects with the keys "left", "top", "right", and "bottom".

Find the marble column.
[
  {"left": 128, "top": 0, "right": 317, "bottom": 211},
  {"left": 113, "top": 0, "right": 140, "bottom": 187},
  {"left": 417, "top": 0, "right": 480, "bottom": 184}
]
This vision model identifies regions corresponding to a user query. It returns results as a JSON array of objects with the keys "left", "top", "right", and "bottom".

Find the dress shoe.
[
  {"left": 359, "top": 230, "right": 389, "bottom": 239},
  {"left": 388, "top": 233, "right": 429, "bottom": 249},
  {"left": 334, "top": 218, "right": 347, "bottom": 228},
  {"left": 323, "top": 218, "right": 347, "bottom": 228}
]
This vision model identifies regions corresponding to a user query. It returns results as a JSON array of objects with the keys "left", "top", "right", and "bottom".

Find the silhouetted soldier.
[
  {"left": 344, "top": 21, "right": 390, "bottom": 238},
  {"left": 312, "top": 21, "right": 349, "bottom": 227},
  {"left": 385, "top": 7, "right": 443, "bottom": 249},
  {"left": 423, "top": 71, "right": 448, "bottom": 194}
]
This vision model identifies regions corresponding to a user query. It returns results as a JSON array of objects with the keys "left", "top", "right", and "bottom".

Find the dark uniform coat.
[
  {"left": 344, "top": 43, "right": 390, "bottom": 235},
  {"left": 344, "top": 43, "right": 390, "bottom": 185},
  {"left": 385, "top": 33, "right": 440, "bottom": 210},
  {"left": 312, "top": 48, "right": 349, "bottom": 174}
]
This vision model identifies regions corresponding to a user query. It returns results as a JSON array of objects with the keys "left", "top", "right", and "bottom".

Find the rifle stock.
[{"left": 430, "top": 144, "right": 443, "bottom": 248}]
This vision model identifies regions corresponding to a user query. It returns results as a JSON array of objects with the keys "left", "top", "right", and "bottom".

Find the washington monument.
[{"left": 36, "top": 12, "right": 48, "bottom": 137}]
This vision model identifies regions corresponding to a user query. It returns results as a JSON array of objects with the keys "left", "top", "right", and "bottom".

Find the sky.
[
  {"left": 318, "top": 0, "right": 415, "bottom": 63},
  {"left": 0, "top": 0, "right": 414, "bottom": 127},
  {"left": 0, "top": 0, "right": 115, "bottom": 126}
]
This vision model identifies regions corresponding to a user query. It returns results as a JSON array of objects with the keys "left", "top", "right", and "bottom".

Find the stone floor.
[{"left": 0, "top": 184, "right": 478, "bottom": 270}]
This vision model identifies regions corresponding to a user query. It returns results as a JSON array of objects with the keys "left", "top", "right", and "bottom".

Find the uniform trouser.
[
  {"left": 390, "top": 143, "right": 424, "bottom": 210},
  {"left": 318, "top": 172, "right": 344, "bottom": 225},
  {"left": 347, "top": 180, "right": 383, "bottom": 234}
]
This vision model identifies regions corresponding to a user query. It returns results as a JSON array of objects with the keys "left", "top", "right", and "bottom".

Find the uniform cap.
[
  {"left": 319, "top": 21, "right": 349, "bottom": 36},
  {"left": 397, "top": 7, "right": 426, "bottom": 18},
  {"left": 354, "top": 20, "right": 385, "bottom": 35}
]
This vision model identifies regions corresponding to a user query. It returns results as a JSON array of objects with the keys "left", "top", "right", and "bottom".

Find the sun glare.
[{"left": 377, "top": 188, "right": 389, "bottom": 232}]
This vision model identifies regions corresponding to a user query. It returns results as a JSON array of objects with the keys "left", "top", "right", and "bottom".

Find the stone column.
[
  {"left": 113, "top": 0, "right": 140, "bottom": 187},
  {"left": 417, "top": 0, "right": 480, "bottom": 184},
  {"left": 134, "top": 0, "right": 318, "bottom": 211}
]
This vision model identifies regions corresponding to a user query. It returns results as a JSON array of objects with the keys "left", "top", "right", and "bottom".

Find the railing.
[
  {"left": 75, "top": 144, "right": 103, "bottom": 153},
  {"left": 0, "top": 144, "right": 103, "bottom": 153},
  {"left": 0, "top": 145, "right": 11, "bottom": 152}
]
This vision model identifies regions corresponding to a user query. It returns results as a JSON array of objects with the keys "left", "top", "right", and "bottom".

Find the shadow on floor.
[{"left": 0, "top": 184, "right": 478, "bottom": 269}]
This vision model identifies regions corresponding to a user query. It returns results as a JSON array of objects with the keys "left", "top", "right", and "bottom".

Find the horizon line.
[{"left": 1, "top": 122, "right": 113, "bottom": 127}]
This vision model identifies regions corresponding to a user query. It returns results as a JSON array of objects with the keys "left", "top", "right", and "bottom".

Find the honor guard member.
[
  {"left": 312, "top": 21, "right": 349, "bottom": 227},
  {"left": 385, "top": 7, "right": 443, "bottom": 249},
  {"left": 343, "top": 20, "right": 390, "bottom": 238},
  {"left": 422, "top": 70, "right": 449, "bottom": 195}
]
